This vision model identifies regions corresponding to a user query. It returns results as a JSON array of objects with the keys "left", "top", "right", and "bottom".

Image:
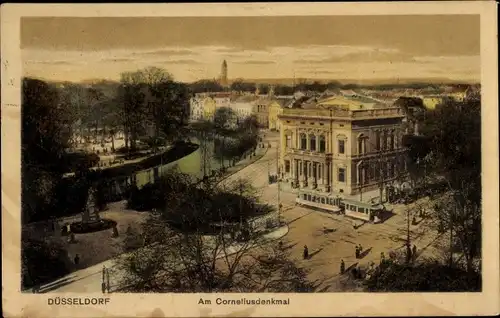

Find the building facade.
[
  {"left": 278, "top": 98, "right": 407, "bottom": 201},
  {"left": 202, "top": 97, "right": 217, "bottom": 121},
  {"left": 254, "top": 99, "right": 270, "bottom": 128},
  {"left": 268, "top": 101, "right": 283, "bottom": 131},
  {"left": 189, "top": 97, "right": 205, "bottom": 122}
]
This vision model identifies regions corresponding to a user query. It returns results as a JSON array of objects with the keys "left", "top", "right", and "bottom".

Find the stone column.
[
  {"left": 299, "top": 160, "right": 305, "bottom": 187},
  {"left": 319, "top": 163, "right": 325, "bottom": 185},
  {"left": 324, "top": 162, "right": 331, "bottom": 192},
  {"left": 313, "top": 162, "right": 318, "bottom": 187}
]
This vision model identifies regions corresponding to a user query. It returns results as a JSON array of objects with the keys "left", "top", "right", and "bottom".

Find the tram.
[
  {"left": 295, "top": 189, "right": 342, "bottom": 214},
  {"left": 342, "top": 199, "right": 384, "bottom": 223},
  {"left": 295, "top": 190, "right": 385, "bottom": 223}
]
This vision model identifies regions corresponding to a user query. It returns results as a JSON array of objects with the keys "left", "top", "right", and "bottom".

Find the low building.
[
  {"left": 230, "top": 96, "right": 257, "bottom": 122},
  {"left": 268, "top": 100, "right": 284, "bottom": 131},
  {"left": 278, "top": 95, "right": 407, "bottom": 202}
]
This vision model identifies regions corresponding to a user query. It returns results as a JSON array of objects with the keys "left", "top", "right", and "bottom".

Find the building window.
[
  {"left": 389, "top": 131, "right": 395, "bottom": 151},
  {"left": 286, "top": 135, "right": 292, "bottom": 148},
  {"left": 338, "top": 140, "right": 345, "bottom": 154},
  {"left": 300, "top": 133, "right": 307, "bottom": 150},
  {"left": 375, "top": 131, "right": 381, "bottom": 151},
  {"left": 338, "top": 168, "right": 345, "bottom": 182},
  {"left": 382, "top": 131, "right": 388, "bottom": 150},
  {"left": 310, "top": 135, "right": 316, "bottom": 151},
  {"left": 285, "top": 160, "right": 290, "bottom": 173},
  {"left": 319, "top": 135, "right": 326, "bottom": 153},
  {"left": 357, "top": 134, "right": 366, "bottom": 155}
]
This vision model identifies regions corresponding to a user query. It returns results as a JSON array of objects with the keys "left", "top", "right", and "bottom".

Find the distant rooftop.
[{"left": 314, "top": 95, "right": 384, "bottom": 111}]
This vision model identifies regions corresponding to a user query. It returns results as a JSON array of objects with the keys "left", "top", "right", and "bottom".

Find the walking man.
[
  {"left": 303, "top": 245, "right": 309, "bottom": 260},
  {"left": 355, "top": 245, "right": 360, "bottom": 259},
  {"left": 412, "top": 245, "right": 417, "bottom": 260},
  {"left": 340, "top": 259, "right": 345, "bottom": 274}
]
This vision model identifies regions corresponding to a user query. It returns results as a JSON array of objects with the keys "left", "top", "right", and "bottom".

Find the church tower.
[{"left": 219, "top": 60, "right": 228, "bottom": 87}]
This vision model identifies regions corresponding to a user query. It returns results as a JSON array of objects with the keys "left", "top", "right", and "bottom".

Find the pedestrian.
[
  {"left": 355, "top": 246, "right": 360, "bottom": 259},
  {"left": 101, "top": 281, "right": 106, "bottom": 294},
  {"left": 412, "top": 245, "right": 417, "bottom": 259},
  {"left": 102, "top": 266, "right": 106, "bottom": 282},
  {"left": 380, "top": 252, "right": 385, "bottom": 264},
  {"left": 74, "top": 254, "right": 80, "bottom": 266},
  {"left": 340, "top": 259, "right": 345, "bottom": 274},
  {"left": 303, "top": 245, "right": 309, "bottom": 260}
]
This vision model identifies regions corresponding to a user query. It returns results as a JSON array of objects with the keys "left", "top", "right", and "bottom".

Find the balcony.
[
  {"left": 286, "top": 148, "right": 330, "bottom": 158},
  {"left": 350, "top": 147, "right": 408, "bottom": 160}
]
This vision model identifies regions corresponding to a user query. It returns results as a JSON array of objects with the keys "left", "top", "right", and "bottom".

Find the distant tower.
[{"left": 219, "top": 60, "right": 228, "bottom": 87}]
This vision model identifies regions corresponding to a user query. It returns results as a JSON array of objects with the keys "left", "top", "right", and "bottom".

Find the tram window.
[
  {"left": 359, "top": 207, "right": 365, "bottom": 213},
  {"left": 303, "top": 194, "right": 307, "bottom": 200},
  {"left": 307, "top": 195, "right": 311, "bottom": 201}
]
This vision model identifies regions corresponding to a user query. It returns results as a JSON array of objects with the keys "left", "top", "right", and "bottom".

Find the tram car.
[
  {"left": 295, "top": 190, "right": 385, "bottom": 223},
  {"left": 342, "top": 199, "right": 385, "bottom": 223},
  {"left": 295, "top": 189, "right": 342, "bottom": 214}
]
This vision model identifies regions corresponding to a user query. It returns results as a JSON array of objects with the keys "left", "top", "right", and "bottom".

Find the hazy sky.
[{"left": 21, "top": 15, "right": 480, "bottom": 83}]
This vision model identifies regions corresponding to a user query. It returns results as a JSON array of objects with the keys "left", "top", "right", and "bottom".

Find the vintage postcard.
[{"left": 2, "top": 2, "right": 499, "bottom": 317}]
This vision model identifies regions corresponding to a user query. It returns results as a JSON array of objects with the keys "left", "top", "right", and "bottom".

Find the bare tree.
[{"left": 116, "top": 171, "right": 302, "bottom": 292}]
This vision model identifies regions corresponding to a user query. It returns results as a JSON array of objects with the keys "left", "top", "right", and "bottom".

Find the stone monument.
[{"left": 82, "top": 186, "right": 102, "bottom": 224}]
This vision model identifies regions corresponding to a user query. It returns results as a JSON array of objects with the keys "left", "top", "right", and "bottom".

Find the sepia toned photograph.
[{"left": 2, "top": 2, "right": 499, "bottom": 317}]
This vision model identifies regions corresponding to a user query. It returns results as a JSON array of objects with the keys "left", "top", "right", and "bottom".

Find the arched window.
[
  {"left": 319, "top": 135, "right": 326, "bottom": 153},
  {"left": 300, "top": 133, "right": 307, "bottom": 150},
  {"left": 310, "top": 135, "right": 317, "bottom": 151}
]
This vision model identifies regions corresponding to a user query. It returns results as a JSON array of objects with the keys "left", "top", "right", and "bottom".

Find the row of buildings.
[{"left": 189, "top": 87, "right": 288, "bottom": 130}]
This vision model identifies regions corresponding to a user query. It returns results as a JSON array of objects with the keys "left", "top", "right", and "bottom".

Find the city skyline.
[{"left": 21, "top": 15, "right": 480, "bottom": 83}]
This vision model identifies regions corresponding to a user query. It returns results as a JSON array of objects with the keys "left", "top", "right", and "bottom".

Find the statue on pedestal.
[{"left": 82, "top": 186, "right": 102, "bottom": 225}]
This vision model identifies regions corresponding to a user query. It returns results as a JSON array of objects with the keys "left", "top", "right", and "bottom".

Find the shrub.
[{"left": 22, "top": 238, "right": 72, "bottom": 289}]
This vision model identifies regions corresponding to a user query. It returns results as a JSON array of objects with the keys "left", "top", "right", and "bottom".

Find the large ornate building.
[{"left": 278, "top": 96, "right": 407, "bottom": 201}]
